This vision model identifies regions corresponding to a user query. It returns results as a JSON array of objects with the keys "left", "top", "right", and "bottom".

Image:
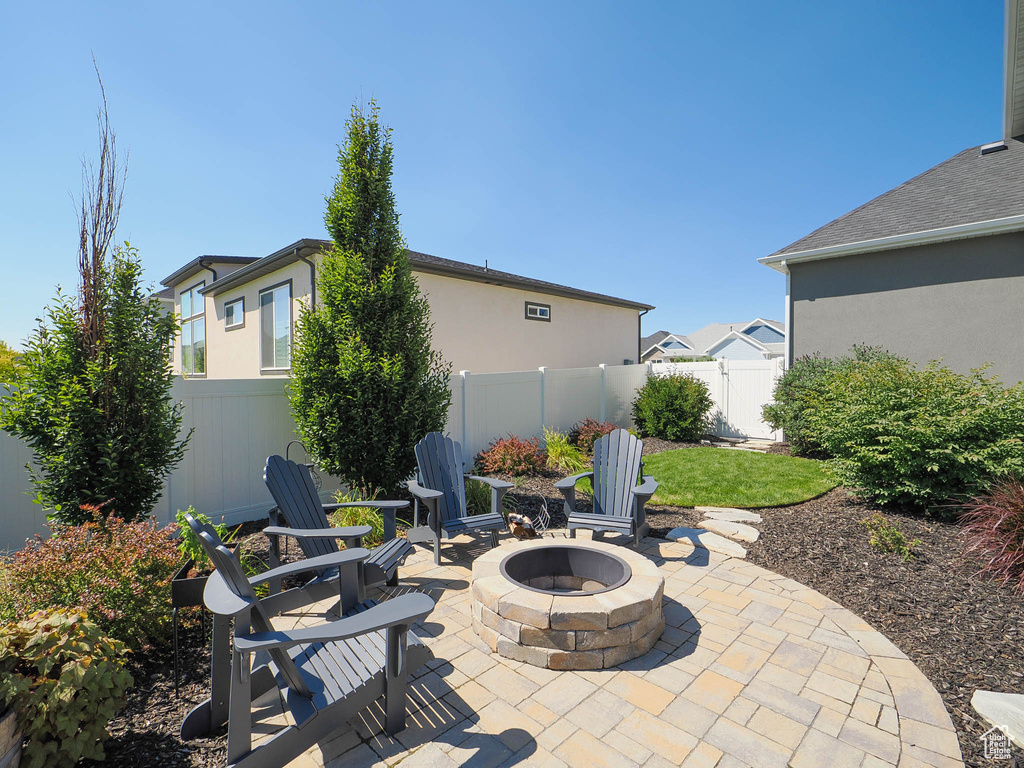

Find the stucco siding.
[
  {"left": 415, "top": 271, "right": 638, "bottom": 372},
  {"left": 708, "top": 336, "right": 764, "bottom": 361},
  {"left": 171, "top": 258, "right": 640, "bottom": 377},
  {"left": 789, "top": 232, "right": 1024, "bottom": 384}
]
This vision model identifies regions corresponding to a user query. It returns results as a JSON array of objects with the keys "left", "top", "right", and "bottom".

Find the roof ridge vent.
[{"left": 981, "top": 140, "right": 1009, "bottom": 155}]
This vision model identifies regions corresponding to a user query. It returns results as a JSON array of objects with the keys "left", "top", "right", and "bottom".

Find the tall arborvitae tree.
[
  {"left": 290, "top": 101, "right": 451, "bottom": 496},
  {"left": 0, "top": 74, "right": 189, "bottom": 523}
]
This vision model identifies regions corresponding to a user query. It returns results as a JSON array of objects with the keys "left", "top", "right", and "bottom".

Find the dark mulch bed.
[
  {"left": 744, "top": 488, "right": 1023, "bottom": 767},
  {"left": 81, "top": 619, "right": 224, "bottom": 768}
]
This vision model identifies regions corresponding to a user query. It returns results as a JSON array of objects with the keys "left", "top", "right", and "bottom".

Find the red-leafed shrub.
[
  {"left": 2, "top": 509, "right": 180, "bottom": 650},
  {"left": 476, "top": 435, "right": 546, "bottom": 476},
  {"left": 569, "top": 418, "right": 617, "bottom": 454},
  {"left": 961, "top": 478, "right": 1024, "bottom": 594}
]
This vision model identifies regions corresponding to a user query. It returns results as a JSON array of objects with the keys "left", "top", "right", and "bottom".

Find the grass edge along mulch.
[{"left": 645, "top": 446, "right": 837, "bottom": 509}]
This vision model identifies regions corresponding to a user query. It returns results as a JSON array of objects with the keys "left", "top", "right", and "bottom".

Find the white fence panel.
[
  {"left": 0, "top": 430, "right": 42, "bottom": 553},
  {"left": 544, "top": 367, "right": 603, "bottom": 433},
  {"left": 657, "top": 359, "right": 782, "bottom": 440},
  {"left": 460, "top": 370, "right": 543, "bottom": 459},
  {"left": 604, "top": 363, "right": 650, "bottom": 427}
]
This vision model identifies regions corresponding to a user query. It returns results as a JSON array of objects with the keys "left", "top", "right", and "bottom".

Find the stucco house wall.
[
  {"left": 789, "top": 232, "right": 1024, "bottom": 384},
  {"left": 168, "top": 248, "right": 647, "bottom": 378}
]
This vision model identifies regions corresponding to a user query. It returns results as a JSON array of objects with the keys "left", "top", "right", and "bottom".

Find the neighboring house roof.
[
  {"left": 152, "top": 286, "right": 173, "bottom": 300},
  {"left": 177, "top": 238, "right": 653, "bottom": 311},
  {"left": 160, "top": 255, "right": 260, "bottom": 288},
  {"left": 705, "top": 330, "right": 772, "bottom": 356},
  {"left": 642, "top": 320, "right": 784, "bottom": 360},
  {"left": 641, "top": 330, "right": 672, "bottom": 350}
]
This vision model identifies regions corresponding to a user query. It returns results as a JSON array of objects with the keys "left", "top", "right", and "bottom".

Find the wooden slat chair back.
[
  {"left": 414, "top": 432, "right": 468, "bottom": 524},
  {"left": 183, "top": 514, "right": 312, "bottom": 697},
  {"left": 265, "top": 454, "right": 338, "bottom": 560},
  {"left": 556, "top": 428, "right": 658, "bottom": 547},
  {"left": 408, "top": 432, "right": 512, "bottom": 565},
  {"left": 593, "top": 429, "right": 645, "bottom": 518}
]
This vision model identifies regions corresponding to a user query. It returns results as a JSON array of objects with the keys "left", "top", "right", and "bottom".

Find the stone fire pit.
[{"left": 470, "top": 539, "right": 664, "bottom": 670}]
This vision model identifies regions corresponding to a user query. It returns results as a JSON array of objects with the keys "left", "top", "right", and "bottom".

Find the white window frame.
[
  {"left": 224, "top": 297, "right": 245, "bottom": 330},
  {"left": 259, "top": 281, "right": 292, "bottom": 372},
  {"left": 180, "top": 281, "right": 206, "bottom": 377},
  {"left": 525, "top": 301, "right": 551, "bottom": 322}
]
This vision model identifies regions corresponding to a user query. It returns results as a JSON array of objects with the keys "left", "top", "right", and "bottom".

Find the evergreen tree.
[
  {"left": 0, "top": 81, "right": 189, "bottom": 524},
  {"left": 290, "top": 101, "right": 451, "bottom": 496}
]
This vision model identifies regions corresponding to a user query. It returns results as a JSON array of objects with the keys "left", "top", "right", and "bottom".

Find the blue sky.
[{"left": 0, "top": 1, "right": 1003, "bottom": 348}]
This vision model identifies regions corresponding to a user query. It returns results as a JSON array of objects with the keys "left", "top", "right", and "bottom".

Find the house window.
[
  {"left": 180, "top": 281, "right": 206, "bottom": 376},
  {"left": 225, "top": 298, "right": 244, "bottom": 330},
  {"left": 259, "top": 282, "right": 291, "bottom": 371},
  {"left": 525, "top": 301, "right": 551, "bottom": 322}
]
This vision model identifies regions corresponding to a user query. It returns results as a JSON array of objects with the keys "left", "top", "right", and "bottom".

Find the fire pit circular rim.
[{"left": 498, "top": 542, "right": 633, "bottom": 596}]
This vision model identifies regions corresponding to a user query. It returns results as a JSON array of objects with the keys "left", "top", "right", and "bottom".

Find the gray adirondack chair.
[
  {"left": 178, "top": 512, "right": 434, "bottom": 768},
  {"left": 407, "top": 432, "right": 513, "bottom": 565},
  {"left": 264, "top": 455, "right": 414, "bottom": 592},
  {"left": 555, "top": 428, "right": 658, "bottom": 546}
]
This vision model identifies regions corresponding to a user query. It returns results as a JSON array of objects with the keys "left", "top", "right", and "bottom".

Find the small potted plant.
[{"left": 171, "top": 507, "right": 238, "bottom": 609}]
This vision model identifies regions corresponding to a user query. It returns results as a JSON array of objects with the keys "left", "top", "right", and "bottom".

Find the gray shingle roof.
[
  {"left": 773, "top": 136, "right": 1024, "bottom": 256},
  {"left": 641, "top": 331, "right": 673, "bottom": 350}
]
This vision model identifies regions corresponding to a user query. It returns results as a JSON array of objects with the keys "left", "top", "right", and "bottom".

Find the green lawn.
[{"left": 643, "top": 447, "right": 836, "bottom": 509}]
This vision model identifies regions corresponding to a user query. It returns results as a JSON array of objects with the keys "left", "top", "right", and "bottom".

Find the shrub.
[
  {"left": 762, "top": 346, "right": 897, "bottom": 456},
  {"left": 568, "top": 418, "right": 617, "bottom": 454},
  {"left": 806, "top": 357, "right": 1024, "bottom": 514},
  {"left": 329, "top": 498, "right": 387, "bottom": 549},
  {"left": 476, "top": 435, "right": 546, "bottom": 476},
  {"left": 632, "top": 373, "right": 714, "bottom": 442},
  {"left": 961, "top": 478, "right": 1024, "bottom": 594},
  {"left": 544, "top": 427, "right": 588, "bottom": 473},
  {"left": 0, "top": 245, "right": 189, "bottom": 524},
  {"left": 4, "top": 512, "right": 180, "bottom": 650},
  {"left": 0, "top": 610, "right": 132, "bottom": 768},
  {"left": 465, "top": 479, "right": 491, "bottom": 516},
  {"left": 174, "top": 507, "right": 235, "bottom": 572},
  {"left": 860, "top": 513, "right": 921, "bottom": 561}
]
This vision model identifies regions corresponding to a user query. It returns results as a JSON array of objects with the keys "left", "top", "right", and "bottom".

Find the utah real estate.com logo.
[{"left": 981, "top": 724, "right": 1013, "bottom": 760}]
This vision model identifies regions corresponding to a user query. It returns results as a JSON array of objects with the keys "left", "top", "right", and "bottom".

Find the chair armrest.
[
  {"left": 466, "top": 475, "right": 513, "bottom": 491},
  {"left": 263, "top": 524, "right": 373, "bottom": 540},
  {"left": 246, "top": 548, "right": 371, "bottom": 586},
  {"left": 323, "top": 500, "right": 410, "bottom": 511},
  {"left": 554, "top": 472, "right": 594, "bottom": 491},
  {"left": 234, "top": 592, "right": 435, "bottom": 652},
  {"left": 631, "top": 476, "right": 659, "bottom": 501},
  {"left": 407, "top": 480, "right": 443, "bottom": 501}
]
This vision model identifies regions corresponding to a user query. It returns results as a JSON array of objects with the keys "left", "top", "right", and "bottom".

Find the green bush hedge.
[
  {"left": 762, "top": 346, "right": 897, "bottom": 456},
  {"left": 632, "top": 373, "right": 713, "bottom": 442},
  {"left": 806, "top": 357, "right": 1024, "bottom": 514}
]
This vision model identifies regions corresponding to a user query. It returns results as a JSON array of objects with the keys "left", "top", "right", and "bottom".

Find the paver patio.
[{"left": 253, "top": 531, "right": 964, "bottom": 768}]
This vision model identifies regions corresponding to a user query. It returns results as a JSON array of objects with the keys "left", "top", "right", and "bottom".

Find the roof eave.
[{"left": 760, "top": 214, "right": 1024, "bottom": 273}]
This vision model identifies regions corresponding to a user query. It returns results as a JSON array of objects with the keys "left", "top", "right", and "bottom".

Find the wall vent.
[{"left": 981, "top": 141, "right": 1009, "bottom": 155}]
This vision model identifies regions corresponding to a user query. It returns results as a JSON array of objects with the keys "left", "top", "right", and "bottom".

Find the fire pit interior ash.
[
  {"left": 500, "top": 545, "right": 632, "bottom": 595},
  {"left": 471, "top": 539, "right": 665, "bottom": 670}
]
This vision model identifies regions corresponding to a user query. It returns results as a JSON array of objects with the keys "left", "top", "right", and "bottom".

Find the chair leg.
[
  {"left": 385, "top": 625, "right": 410, "bottom": 735},
  {"left": 489, "top": 530, "right": 498, "bottom": 548},
  {"left": 226, "top": 650, "right": 253, "bottom": 764},
  {"left": 433, "top": 536, "right": 441, "bottom": 566},
  {"left": 568, "top": 527, "right": 576, "bottom": 539},
  {"left": 387, "top": 570, "right": 399, "bottom": 588}
]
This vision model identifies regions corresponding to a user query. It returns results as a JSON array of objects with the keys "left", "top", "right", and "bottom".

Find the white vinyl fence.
[
  {"left": 0, "top": 360, "right": 781, "bottom": 552},
  {"left": 654, "top": 359, "right": 785, "bottom": 442}
]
